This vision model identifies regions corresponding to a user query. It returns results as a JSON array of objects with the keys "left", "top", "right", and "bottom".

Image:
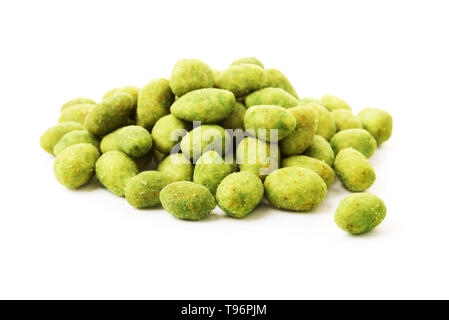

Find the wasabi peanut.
[
  {"left": 218, "top": 102, "right": 246, "bottom": 130},
  {"left": 306, "top": 103, "right": 337, "bottom": 141},
  {"left": 53, "top": 130, "right": 99, "bottom": 156},
  {"left": 245, "top": 87, "right": 299, "bottom": 109},
  {"left": 319, "top": 94, "right": 351, "bottom": 111},
  {"left": 58, "top": 103, "right": 94, "bottom": 125},
  {"left": 332, "top": 109, "right": 363, "bottom": 132},
  {"left": 334, "top": 148, "right": 376, "bottom": 192},
  {"left": 180, "top": 125, "right": 231, "bottom": 160},
  {"left": 157, "top": 153, "right": 193, "bottom": 182},
  {"left": 282, "top": 155, "right": 335, "bottom": 188},
  {"left": 230, "top": 57, "right": 264, "bottom": 69},
  {"left": 265, "top": 69, "right": 299, "bottom": 98},
  {"left": 151, "top": 114, "right": 190, "bottom": 154},
  {"left": 303, "top": 135, "right": 335, "bottom": 167},
  {"left": 152, "top": 149, "right": 167, "bottom": 163},
  {"left": 330, "top": 128, "right": 377, "bottom": 158},
  {"left": 169, "top": 59, "right": 214, "bottom": 97},
  {"left": 100, "top": 125, "right": 152, "bottom": 158},
  {"left": 193, "top": 151, "right": 233, "bottom": 195},
  {"left": 40, "top": 121, "right": 84, "bottom": 155},
  {"left": 357, "top": 108, "right": 393, "bottom": 145},
  {"left": 60, "top": 97, "right": 95, "bottom": 112},
  {"left": 103, "top": 86, "right": 139, "bottom": 110},
  {"left": 215, "top": 64, "right": 267, "bottom": 97},
  {"left": 125, "top": 171, "right": 173, "bottom": 208}
]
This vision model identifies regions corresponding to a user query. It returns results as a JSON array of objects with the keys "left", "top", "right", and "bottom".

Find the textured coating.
[
  {"left": 157, "top": 153, "right": 193, "bottom": 182},
  {"left": 319, "top": 95, "right": 351, "bottom": 111},
  {"left": 193, "top": 151, "right": 233, "bottom": 195},
  {"left": 60, "top": 97, "right": 96, "bottom": 112},
  {"left": 334, "top": 148, "right": 376, "bottom": 192},
  {"left": 100, "top": 125, "right": 152, "bottom": 157},
  {"left": 265, "top": 69, "right": 298, "bottom": 98},
  {"left": 230, "top": 57, "right": 264, "bottom": 68},
  {"left": 245, "top": 87, "right": 299, "bottom": 109},
  {"left": 357, "top": 108, "right": 393, "bottom": 145},
  {"left": 59, "top": 103, "right": 94, "bottom": 124},
  {"left": 303, "top": 135, "right": 335, "bottom": 167},
  {"left": 305, "top": 103, "right": 337, "bottom": 141},
  {"left": 282, "top": 155, "right": 335, "bottom": 188},
  {"left": 151, "top": 114, "right": 190, "bottom": 154},
  {"left": 215, "top": 64, "right": 267, "bottom": 97},
  {"left": 332, "top": 109, "right": 363, "bottom": 131},
  {"left": 180, "top": 125, "right": 231, "bottom": 160},
  {"left": 169, "top": 59, "right": 214, "bottom": 96},
  {"left": 331, "top": 129, "right": 377, "bottom": 158},
  {"left": 40, "top": 121, "right": 84, "bottom": 155},
  {"left": 125, "top": 171, "right": 173, "bottom": 208},
  {"left": 218, "top": 102, "right": 246, "bottom": 130},
  {"left": 53, "top": 130, "right": 99, "bottom": 156}
]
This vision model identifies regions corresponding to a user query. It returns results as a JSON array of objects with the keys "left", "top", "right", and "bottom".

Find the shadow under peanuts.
[{"left": 73, "top": 176, "right": 103, "bottom": 192}]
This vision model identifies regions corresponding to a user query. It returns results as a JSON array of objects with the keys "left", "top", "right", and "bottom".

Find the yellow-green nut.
[
  {"left": 280, "top": 105, "right": 318, "bottom": 156},
  {"left": 230, "top": 57, "right": 264, "bottom": 69},
  {"left": 193, "top": 151, "right": 233, "bottom": 195},
  {"left": 236, "top": 137, "right": 280, "bottom": 180},
  {"left": 245, "top": 87, "right": 299, "bottom": 109},
  {"left": 85, "top": 93, "right": 134, "bottom": 136},
  {"left": 151, "top": 114, "right": 190, "bottom": 154},
  {"left": 304, "top": 135, "right": 335, "bottom": 167},
  {"left": 170, "top": 88, "right": 235, "bottom": 123},
  {"left": 54, "top": 143, "right": 100, "bottom": 189},
  {"left": 216, "top": 171, "right": 264, "bottom": 218},
  {"left": 103, "top": 86, "right": 139, "bottom": 109},
  {"left": 180, "top": 125, "right": 231, "bottom": 160},
  {"left": 308, "top": 103, "right": 337, "bottom": 141},
  {"left": 281, "top": 155, "right": 335, "bottom": 188},
  {"left": 244, "top": 105, "right": 296, "bottom": 142},
  {"left": 160, "top": 181, "right": 216, "bottom": 221},
  {"left": 96, "top": 151, "right": 138, "bottom": 196},
  {"left": 40, "top": 121, "right": 84, "bottom": 155},
  {"left": 124, "top": 171, "right": 173, "bottom": 208},
  {"left": 157, "top": 153, "right": 193, "bottom": 182},
  {"left": 264, "top": 167, "right": 327, "bottom": 211},
  {"left": 218, "top": 102, "right": 246, "bottom": 130},
  {"left": 100, "top": 125, "right": 152, "bottom": 158},
  {"left": 132, "top": 152, "right": 153, "bottom": 170},
  {"left": 300, "top": 97, "right": 320, "bottom": 105},
  {"left": 215, "top": 64, "right": 267, "bottom": 97},
  {"left": 53, "top": 130, "right": 99, "bottom": 156},
  {"left": 136, "top": 78, "right": 175, "bottom": 130},
  {"left": 357, "top": 108, "right": 393, "bottom": 145},
  {"left": 212, "top": 69, "right": 221, "bottom": 88},
  {"left": 335, "top": 193, "right": 387, "bottom": 234},
  {"left": 152, "top": 149, "right": 167, "bottom": 164},
  {"left": 60, "top": 97, "right": 96, "bottom": 112},
  {"left": 265, "top": 68, "right": 298, "bottom": 98},
  {"left": 334, "top": 148, "right": 376, "bottom": 192},
  {"left": 332, "top": 109, "right": 363, "bottom": 132},
  {"left": 330, "top": 128, "right": 377, "bottom": 159},
  {"left": 58, "top": 103, "right": 94, "bottom": 124},
  {"left": 169, "top": 59, "right": 214, "bottom": 97},
  {"left": 319, "top": 94, "right": 351, "bottom": 111}
]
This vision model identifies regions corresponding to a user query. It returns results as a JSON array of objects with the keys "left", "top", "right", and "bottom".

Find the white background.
[{"left": 0, "top": 0, "right": 448, "bottom": 300}]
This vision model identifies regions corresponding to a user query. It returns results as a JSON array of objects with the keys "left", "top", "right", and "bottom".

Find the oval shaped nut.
[
  {"left": 215, "top": 64, "right": 267, "bottom": 97},
  {"left": 96, "top": 151, "right": 138, "bottom": 196},
  {"left": 60, "top": 97, "right": 96, "bottom": 112},
  {"left": 58, "top": 104, "right": 94, "bottom": 124},
  {"left": 319, "top": 94, "right": 351, "bottom": 111},
  {"left": 264, "top": 167, "right": 327, "bottom": 211},
  {"left": 216, "top": 171, "right": 264, "bottom": 219},
  {"left": 100, "top": 125, "right": 152, "bottom": 158},
  {"left": 335, "top": 193, "right": 387, "bottom": 234},
  {"left": 160, "top": 181, "right": 216, "bottom": 221},
  {"left": 357, "top": 108, "right": 393, "bottom": 145},
  {"left": 230, "top": 57, "right": 264, "bottom": 68},
  {"left": 307, "top": 103, "right": 337, "bottom": 141},
  {"left": 103, "top": 86, "right": 139, "bottom": 106},
  {"left": 180, "top": 125, "right": 231, "bottom": 160},
  {"left": 157, "top": 153, "right": 193, "bottom": 182},
  {"left": 218, "top": 102, "right": 246, "bottom": 130},
  {"left": 193, "top": 151, "right": 233, "bottom": 195},
  {"left": 54, "top": 143, "right": 100, "bottom": 189},
  {"left": 124, "top": 171, "right": 173, "bottom": 208},
  {"left": 245, "top": 87, "right": 299, "bottom": 109},
  {"left": 281, "top": 155, "right": 335, "bottom": 188},
  {"left": 304, "top": 135, "right": 335, "bottom": 167},
  {"left": 332, "top": 109, "right": 363, "bottom": 132},
  {"left": 151, "top": 114, "right": 190, "bottom": 154},
  {"left": 170, "top": 88, "right": 235, "bottom": 123},
  {"left": 334, "top": 148, "right": 376, "bottom": 192},
  {"left": 136, "top": 78, "right": 175, "bottom": 130},
  {"left": 53, "top": 130, "right": 100, "bottom": 156},
  {"left": 169, "top": 59, "right": 214, "bottom": 97},
  {"left": 280, "top": 105, "right": 318, "bottom": 156},
  {"left": 152, "top": 149, "right": 167, "bottom": 164},
  {"left": 331, "top": 128, "right": 377, "bottom": 159},
  {"left": 244, "top": 105, "right": 296, "bottom": 142},
  {"left": 40, "top": 121, "right": 84, "bottom": 155},
  {"left": 265, "top": 68, "right": 298, "bottom": 98},
  {"left": 85, "top": 93, "right": 134, "bottom": 136}
]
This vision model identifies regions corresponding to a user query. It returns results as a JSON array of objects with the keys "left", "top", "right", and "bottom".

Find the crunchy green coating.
[
  {"left": 160, "top": 181, "right": 216, "bottom": 221},
  {"left": 136, "top": 78, "right": 175, "bottom": 130},
  {"left": 230, "top": 57, "right": 264, "bottom": 68},
  {"left": 245, "top": 87, "right": 299, "bottom": 109},
  {"left": 124, "top": 171, "right": 173, "bottom": 208},
  {"left": 265, "top": 68, "right": 298, "bottom": 98},
  {"left": 244, "top": 105, "right": 296, "bottom": 142},
  {"left": 169, "top": 59, "right": 214, "bottom": 97},
  {"left": 100, "top": 125, "right": 152, "bottom": 158},
  {"left": 319, "top": 94, "right": 351, "bottom": 111},
  {"left": 151, "top": 114, "right": 190, "bottom": 154},
  {"left": 60, "top": 97, "right": 96, "bottom": 112},
  {"left": 152, "top": 149, "right": 167, "bottom": 163},
  {"left": 335, "top": 193, "right": 387, "bottom": 234},
  {"left": 304, "top": 135, "right": 335, "bottom": 167},
  {"left": 180, "top": 125, "right": 231, "bottom": 160},
  {"left": 357, "top": 108, "right": 393, "bottom": 145},
  {"left": 264, "top": 167, "right": 327, "bottom": 211},
  {"left": 330, "top": 128, "right": 377, "bottom": 159},
  {"left": 54, "top": 143, "right": 100, "bottom": 189},
  {"left": 85, "top": 93, "right": 134, "bottom": 136},
  {"left": 280, "top": 105, "right": 318, "bottom": 156},
  {"left": 58, "top": 103, "right": 94, "bottom": 124},
  {"left": 334, "top": 148, "right": 376, "bottom": 192},
  {"left": 193, "top": 151, "right": 233, "bottom": 195},
  {"left": 103, "top": 86, "right": 139, "bottom": 106},
  {"left": 53, "top": 130, "right": 99, "bottom": 156},
  {"left": 218, "top": 102, "right": 246, "bottom": 130},
  {"left": 332, "top": 109, "right": 362, "bottom": 131},
  {"left": 96, "top": 151, "right": 138, "bottom": 196},
  {"left": 281, "top": 155, "right": 335, "bottom": 188},
  {"left": 132, "top": 152, "right": 153, "bottom": 170},
  {"left": 215, "top": 64, "right": 267, "bottom": 97},
  {"left": 170, "top": 88, "right": 235, "bottom": 124},
  {"left": 300, "top": 97, "right": 320, "bottom": 105},
  {"left": 236, "top": 137, "right": 280, "bottom": 180},
  {"left": 157, "top": 153, "right": 193, "bottom": 182},
  {"left": 40, "top": 121, "right": 84, "bottom": 155},
  {"left": 307, "top": 103, "right": 336, "bottom": 141},
  {"left": 216, "top": 171, "right": 264, "bottom": 218}
]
